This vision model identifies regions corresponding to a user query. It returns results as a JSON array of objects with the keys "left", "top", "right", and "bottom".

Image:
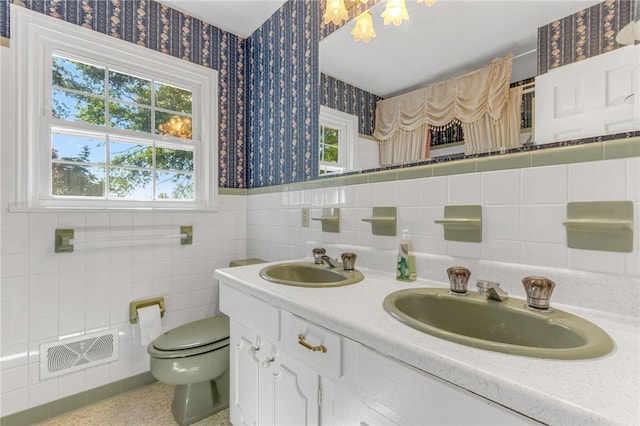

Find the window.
[
  {"left": 319, "top": 124, "right": 340, "bottom": 174},
  {"left": 11, "top": 6, "right": 217, "bottom": 210},
  {"left": 319, "top": 106, "right": 358, "bottom": 175}
]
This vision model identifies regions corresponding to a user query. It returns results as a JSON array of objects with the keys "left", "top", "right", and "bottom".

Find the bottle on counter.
[{"left": 397, "top": 229, "right": 416, "bottom": 281}]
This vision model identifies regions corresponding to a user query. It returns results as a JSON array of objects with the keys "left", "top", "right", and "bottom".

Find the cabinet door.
[
  {"left": 260, "top": 348, "right": 320, "bottom": 426},
  {"left": 337, "top": 339, "right": 538, "bottom": 425},
  {"left": 535, "top": 44, "right": 639, "bottom": 142},
  {"left": 230, "top": 321, "right": 261, "bottom": 426}
]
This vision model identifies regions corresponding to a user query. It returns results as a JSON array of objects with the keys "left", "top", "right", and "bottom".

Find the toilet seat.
[{"left": 148, "top": 316, "right": 230, "bottom": 359}]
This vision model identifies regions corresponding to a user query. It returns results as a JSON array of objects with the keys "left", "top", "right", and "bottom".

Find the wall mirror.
[{"left": 318, "top": 0, "right": 635, "bottom": 175}]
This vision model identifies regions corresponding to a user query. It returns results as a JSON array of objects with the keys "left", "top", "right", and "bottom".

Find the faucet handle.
[
  {"left": 447, "top": 266, "right": 470, "bottom": 294},
  {"left": 312, "top": 247, "right": 326, "bottom": 264},
  {"left": 340, "top": 252, "right": 357, "bottom": 271},
  {"left": 522, "top": 276, "right": 555, "bottom": 311}
]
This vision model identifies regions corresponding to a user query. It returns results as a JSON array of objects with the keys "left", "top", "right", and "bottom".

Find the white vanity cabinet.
[
  {"left": 535, "top": 44, "right": 639, "bottom": 142},
  {"left": 230, "top": 320, "right": 320, "bottom": 426},
  {"left": 221, "top": 283, "right": 332, "bottom": 426},
  {"left": 219, "top": 280, "right": 536, "bottom": 425}
]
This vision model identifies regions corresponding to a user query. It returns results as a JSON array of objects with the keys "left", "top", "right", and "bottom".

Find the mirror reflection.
[{"left": 318, "top": 0, "right": 636, "bottom": 175}]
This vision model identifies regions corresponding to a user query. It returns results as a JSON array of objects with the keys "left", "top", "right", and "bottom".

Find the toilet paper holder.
[{"left": 129, "top": 297, "right": 166, "bottom": 324}]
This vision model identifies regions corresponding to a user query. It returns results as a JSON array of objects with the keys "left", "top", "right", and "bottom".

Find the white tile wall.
[
  {"left": 246, "top": 159, "right": 640, "bottom": 283},
  {"left": 0, "top": 47, "right": 246, "bottom": 417}
]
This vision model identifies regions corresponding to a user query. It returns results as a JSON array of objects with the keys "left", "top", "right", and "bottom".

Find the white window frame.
[
  {"left": 10, "top": 5, "right": 218, "bottom": 211},
  {"left": 319, "top": 106, "right": 357, "bottom": 175}
]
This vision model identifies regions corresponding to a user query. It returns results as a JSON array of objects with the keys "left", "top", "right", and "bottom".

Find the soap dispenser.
[{"left": 397, "top": 229, "right": 416, "bottom": 281}]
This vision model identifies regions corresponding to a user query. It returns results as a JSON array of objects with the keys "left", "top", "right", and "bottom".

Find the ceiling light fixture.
[
  {"left": 344, "top": 0, "right": 435, "bottom": 42},
  {"left": 323, "top": 0, "right": 350, "bottom": 25},
  {"left": 381, "top": 0, "right": 409, "bottom": 26},
  {"left": 351, "top": 11, "right": 376, "bottom": 43}
]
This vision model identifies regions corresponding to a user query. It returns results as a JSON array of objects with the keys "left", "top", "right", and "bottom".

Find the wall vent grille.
[{"left": 40, "top": 329, "right": 119, "bottom": 380}]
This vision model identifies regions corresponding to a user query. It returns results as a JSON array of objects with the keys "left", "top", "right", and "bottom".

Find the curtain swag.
[{"left": 373, "top": 55, "right": 514, "bottom": 142}]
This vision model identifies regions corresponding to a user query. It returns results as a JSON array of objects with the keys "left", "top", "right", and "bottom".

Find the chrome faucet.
[
  {"left": 315, "top": 249, "right": 357, "bottom": 270},
  {"left": 320, "top": 255, "right": 340, "bottom": 269},
  {"left": 476, "top": 280, "right": 508, "bottom": 302}
]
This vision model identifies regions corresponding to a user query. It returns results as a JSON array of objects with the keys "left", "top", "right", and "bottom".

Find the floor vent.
[{"left": 40, "top": 329, "right": 119, "bottom": 380}]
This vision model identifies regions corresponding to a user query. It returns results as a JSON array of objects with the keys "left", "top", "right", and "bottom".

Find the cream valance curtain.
[{"left": 373, "top": 55, "right": 520, "bottom": 164}]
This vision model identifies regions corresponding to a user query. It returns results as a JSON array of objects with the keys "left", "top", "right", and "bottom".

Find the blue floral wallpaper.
[
  {"left": 246, "top": 0, "right": 319, "bottom": 187},
  {"left": 320, "top": 73, "right": 380, "bottom": 135},
  {"left": 538, "top": 0, "right": 635, "bottom": 74}
]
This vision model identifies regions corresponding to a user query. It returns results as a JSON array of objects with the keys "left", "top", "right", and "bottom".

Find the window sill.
[{"left": 8, "top": 203, "right": 219, "bottom": 213}]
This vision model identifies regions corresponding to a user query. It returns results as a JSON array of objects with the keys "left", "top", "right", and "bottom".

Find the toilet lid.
[{"left": 153, "top": 316, "right": 230, "bottom": 351}]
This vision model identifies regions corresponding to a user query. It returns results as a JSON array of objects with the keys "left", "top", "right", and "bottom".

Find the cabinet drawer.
[
  {"left": 219, "top": 283, "right": 280, "bottom": 341},
  {"left": 283, "top": 313, "right": 342, "bottom": 378}
]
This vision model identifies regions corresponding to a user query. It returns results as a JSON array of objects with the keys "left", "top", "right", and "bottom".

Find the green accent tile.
[
  {"left": 368, "top": 170, "right": 398, "bottom": 183},
  {"left": 249, "top": 185, "right": 282, "bottom": 195},
  {"left": 476, "top": 152, "right": 532, "bottom": 172},
  {"left": 286, "top": 182, "right": 305, "bottom": 192},
  {"left": 48, "top": 392, "right": 88, "bottom": 419},
  {"left": 341, "top": 174, "right": 369, "bottom": 186},
  {"left": 319, "top": 177, "right": 343, "bottom": 188},
  {"left": 87, "top": 381, "right": 123, "bottom": 405},
  {"left": 532, "top": 143, "right": 603, "bottom": 167},
  {"left": 432, "top": 159, "right": 476, "bottom": 176},
  {"left": 2, "top": 405, "right": 49, "bottom": 426},
  {"left": 397, "top": 165, "right": 432, "bottom": 180},
  {"left": 246, "top": 187, "right": 263, "bottom": 195},
  {"left": 122, "top": 372, "right": 156, "bottom": 392},
  {"left": 302, "top": 180, "right": 324, "bottom": 190},
  {"left": 603, "top": 137, "right": 640, "bottom": 160},
  {"left": 218, "top": 187, "right": 248, "bottom": 196}
]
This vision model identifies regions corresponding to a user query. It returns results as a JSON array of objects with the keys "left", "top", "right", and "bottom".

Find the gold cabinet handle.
[{"left": 297, "top": 334, "right": 327, "bottom": 353}]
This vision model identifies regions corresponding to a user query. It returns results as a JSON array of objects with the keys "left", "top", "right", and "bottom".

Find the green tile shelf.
[
  {"left": 563, "top": 201, "right": 634, "bottom": 252},
  {"left": 435, "top": 205, "right": 483, "bottom": 243},
  {"left": 361, "top": 207, "right": 397, "bottom": 236},
  {"left": 312, "top": 208, "right": 340, "bottom": 233}
]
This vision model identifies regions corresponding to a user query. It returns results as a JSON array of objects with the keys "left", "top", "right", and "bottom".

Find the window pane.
[
  {"left": 324, "top": 145, "right": 338, "bottom": 162},
  {"left": 52, "top": 55, "right": 105, "bottom": 95},
  {"left": 52, "top": 89, "right": 106, "bottom": 125},
  {"left": 109, "top": 141, "right": 153, "bottom": 168},
  {"left": 155, "top": 82, "right": 192, "bottom": 114},
  {"left": 109, "top": 167, "right": 153, "bottom": 199},
  {"left": 156, "top": 147, "right": 194, "bottom": 172},
  {"left": 156, "top": 112, "right": 192, "bottom": 139},
  {"left": 156, "top": 172, "right": 194, "bottom": 200},
  {"left": 52, "top": 132, "right": 105, "bottom": 163},
  {"left": 109, "top": 70, "right": 151, "bottom": 105},
  {"left": 52, "top": 163, "right": 105, "bottom": 196},
  {"left": 322, "top": 127, "right": 339, "bottom": 147},
  {"left": 109, "top": 101, "right": 152, "bottom": 132}
]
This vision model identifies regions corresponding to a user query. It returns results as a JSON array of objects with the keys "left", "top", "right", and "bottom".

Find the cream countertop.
[{"left": 213, "top": 260, "right": 640, "bottom": 425}]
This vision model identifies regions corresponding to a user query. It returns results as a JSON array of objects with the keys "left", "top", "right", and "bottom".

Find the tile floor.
[{"left": 36, "top": 383, "right": 231, "bottom": 426}]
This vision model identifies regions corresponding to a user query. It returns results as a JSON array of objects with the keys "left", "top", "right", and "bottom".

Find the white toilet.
[{"left": 147, "top": 315, "right": 230, "bottom": 426}]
